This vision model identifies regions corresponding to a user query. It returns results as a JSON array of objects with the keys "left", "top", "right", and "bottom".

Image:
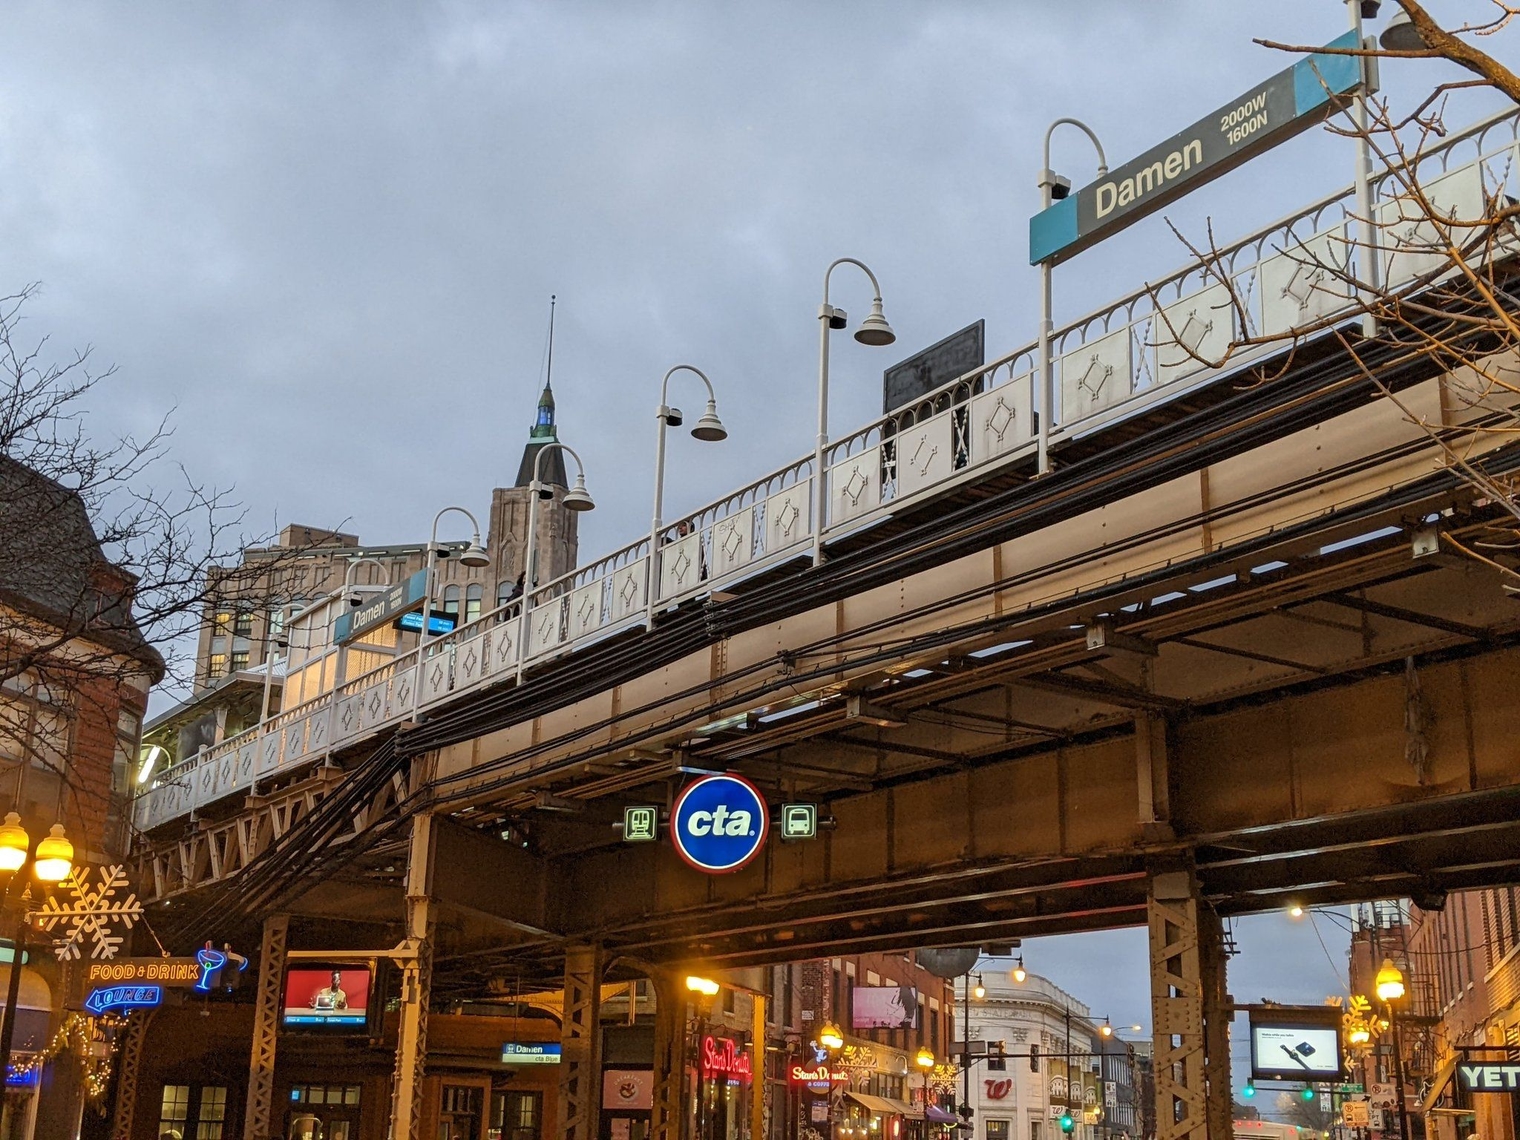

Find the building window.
[
  {"left": 1030, "top": 1122, "right": 1043, "bottom": 1140},
  {"left": 491, "top": 1091, "right": 540, "bottom": 1140},
  {"left": 443, "top": 585, "right": 460, "bottom": 616},
  {"left": 230, "top": 651, "right": 249, "bottom": 672},
  {"left": 208, "top": 654, "right": 228, "bottom": 677},
  {"left": 233, "top": 610, "right": 253, "bottom": 637},
  {"left": 197, "top": 1087, "right": 228, "bottom": 1140},
  {"left": 497, "top": 579, "right": 515, "bottom": 608},
  {"left": 289, "top": 1085, "right": 361, "bottom": 1105},
  {"left": 466, "top": 584, "right": 483, "bottom": 624},
  {"left": 987, "top": 1122, "right": 1010, "bottom": 1140},
  {"left": 159, "top": 1085, "right": 191, "bottom": 1140},
  {"left": 214, "top": 609, "right": 233, "bottom": 634}
]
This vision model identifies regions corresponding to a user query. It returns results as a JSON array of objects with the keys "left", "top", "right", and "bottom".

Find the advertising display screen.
[
  {"left": 282, "top": 965, "right": 372, "bottom": 1030},
  {"left": 1249, "top": 1008, "right": 1343, "bottom": 1081},
  {"left": 851, "top": 985, "right": 919, "bottom": 1030}
]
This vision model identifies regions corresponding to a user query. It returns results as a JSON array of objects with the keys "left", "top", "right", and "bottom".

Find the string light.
[{"left": 7, "top": 1011, "right": 125, "bottom": 1103}]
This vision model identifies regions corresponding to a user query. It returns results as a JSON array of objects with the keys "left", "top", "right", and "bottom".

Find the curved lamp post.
[
  {"left": 649, "top": 365, "right": 727, "bottom": 628},
  {"left": 518, "top": 442, "right": 595, "bottom": 680},
  {"left": 1036, "top": 118, "right": 1107, "bottom": 477},
  {"left": 815, "top": 258, "right": 896, "bottom": 566},
  {"left": 342, "top": 556, "right": 392, "bottom": 608},
  {"left": 417, "top": 507, "right": 490, "bottom": 653}
]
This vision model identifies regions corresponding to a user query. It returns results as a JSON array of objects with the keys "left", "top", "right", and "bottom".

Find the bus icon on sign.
[
  {"left": 781, "top": 804, "right": 817, "bottom": 840},
  {"left": 670, "top": 774, "right": 769, "bottom": 874}
]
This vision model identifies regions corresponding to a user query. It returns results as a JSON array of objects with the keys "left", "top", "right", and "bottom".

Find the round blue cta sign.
[{"left": 670, "top": 773, "right": 769, "bottom": 873}]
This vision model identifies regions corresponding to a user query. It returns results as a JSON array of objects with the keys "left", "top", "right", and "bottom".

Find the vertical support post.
[
  {"left": 750, "top": 993, "right": 767, "bottom": 1140},
  {"left": 110, "top": 1010, "right": 156, "bottom": 1140},
  {"left": 558, "top": 944, "right": 605, "bottom": 1140},
  {"left": 1037, "top": 258, "right": 1054, "bottom": 475},
  {"left": 1135, "top": 712, "right": 1173, "bottom": 841},
  {"left": 389, "top": 812, "right": 436, "bottom": 1140},
  {"left": 1346, "top": 0, "right": 1382, "bottom": 338},
  {"left": 242, "top": 913, "right": 290, "bottom": 1140},
  {"left": 650, "top": 974, "right": 687, "bottom": 1140},
  {"left": 1147, "top": 863, "right": 1230, "bottom": 1140}
]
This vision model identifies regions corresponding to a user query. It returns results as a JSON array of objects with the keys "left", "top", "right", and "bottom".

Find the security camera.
[
  {"left": 349, "top": 593, "right": 363, "bottom": 608},
  {"left": 664, "top": 407, "right": 684, "bottom": 428},
  {"left": 828, "top": 307, "right": 849, "bottom": 331},
  {"left": 1049, "top": 174, "right": 1073, "bottom": 201}
]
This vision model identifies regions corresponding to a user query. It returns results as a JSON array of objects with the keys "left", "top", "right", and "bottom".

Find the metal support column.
[
  {"left": 110, "top": 1010, "right": 157, "bottom": 1140},
  {"left": 242, "top": 913, "right": 290, "bottom": 1140},
  {"left": 558, "top": 944, "right": 605, "bottom": 1140},
  {"left": 1148, "top": 864, "right": 1230, "bottom": 1140},
  {"left": 750, "top": 992, "right": 768, "bottom": 1140},
  {"left": 650, "top": 973, "right": 687, "bottom": 1140},
  {"left": 388, "top": 812, "right": 436, "bottom": 1140}
]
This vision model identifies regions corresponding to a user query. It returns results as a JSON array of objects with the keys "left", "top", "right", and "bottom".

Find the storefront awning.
[
  {"left": 846, "top": 1093, "right": 920, "bottom": 1118},
  {"left": 925, "top": 1106, "right": 960, "bottom": 1124}
]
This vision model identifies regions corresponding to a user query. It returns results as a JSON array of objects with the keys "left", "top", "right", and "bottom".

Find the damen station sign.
[{"left": 1030, "top": 30, "right": 1363, "bottom": 265}]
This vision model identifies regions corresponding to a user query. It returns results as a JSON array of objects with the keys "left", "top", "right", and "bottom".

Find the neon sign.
[
  {"left": 700, "top": 1036, "right": 753, "bottom": 1084},
  {"left": 84, "top": 985, "right": 164, "bottom": 1015},
  {"left": 789, "top": 1063, "right": 847, "bottom": 1086}
]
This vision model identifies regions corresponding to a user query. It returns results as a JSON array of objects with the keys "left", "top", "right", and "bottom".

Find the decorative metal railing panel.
[{"left": 133, "top": 107, "right": 1520, "bottom": 834}]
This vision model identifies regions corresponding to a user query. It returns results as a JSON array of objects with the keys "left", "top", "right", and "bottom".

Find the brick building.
[{"left": 0, "top": 455, "right": 164, "bottom": 1140}]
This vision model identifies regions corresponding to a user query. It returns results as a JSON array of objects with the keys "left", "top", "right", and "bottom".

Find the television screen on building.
[
  {"left": 851, "top": 985, "right": 919, "bottom": 1029},
  {"left": 1248, "top": 1007, "right": 1343, "bottom": 1081},
  {"left": 281, "top": 965, "right": 372, "bottom": 1031}
]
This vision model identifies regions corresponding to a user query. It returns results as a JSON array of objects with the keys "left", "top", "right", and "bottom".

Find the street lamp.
[
  {"left": 0, "top": 813, "right": 73, "bottom": 1091},
  {"left": 1379, "top": 8, "right": 1427, "bottom": 50},
  {"left": 916, "top": 1046, "right": 936, "bottom": 1130},
  {"left": 685, "top": 975, "right": 720, "bottom": 997},
  {"left": 1373, "top": 959, "right": 1411, "bottom": 1140},
  {"left": 518, "top": 442, "right": 596, "bottom": 680},
  {"left": 1011, "top": 956, "right": 1027, "bottom": 984},
  {"left": 258, "top": 600, "right": 302, "bottom": 724},
  {"left": 818, "top": 1021, "right": 845, "bottom": 1051},
  {"left": 417, "top": 506, "right": 491, "bottom": 653},
  {"left": 973, "top": 975, "right": 986, "bottom": 1000},
  {"left": 1099, "top": 1018, "right": 1113, "bottom": 1038},
  {"left": 648, "top": 365, "right": 727, "bottom": 628},
  {"left": 1035, "top": 119, "right": 1107, "bottom": 477},
  {"left": 814, "top": 258, "right": 895, "bottom": 566},
  {"left": 343, "top": 556, "right": 392, "bottom": 607}
]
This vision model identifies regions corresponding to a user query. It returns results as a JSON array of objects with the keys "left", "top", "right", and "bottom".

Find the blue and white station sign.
[{"left": 670, "top": 774, "right": 769, "bottom": 874}]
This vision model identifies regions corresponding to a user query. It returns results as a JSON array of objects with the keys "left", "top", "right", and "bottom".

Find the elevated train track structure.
[{"left": 132, "top": 104, "right": 1520, "bottom": 1140}]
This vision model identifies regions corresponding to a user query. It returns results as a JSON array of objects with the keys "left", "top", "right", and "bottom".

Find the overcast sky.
[{"left": 4, "top": 1, "right": 1506, "bottom": 1061}]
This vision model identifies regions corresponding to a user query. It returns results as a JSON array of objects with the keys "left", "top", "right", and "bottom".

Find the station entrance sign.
[
  {"left": 670, "top": 774, "right": 769, "bottom": 874},
  {"left": 1030, "top": 30, "right": 1363, "bottom": 265}
]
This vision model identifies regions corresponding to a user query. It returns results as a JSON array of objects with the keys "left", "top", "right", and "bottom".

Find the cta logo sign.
[{"left": 670, "top": 774, "right": 768, "bottom": 874}]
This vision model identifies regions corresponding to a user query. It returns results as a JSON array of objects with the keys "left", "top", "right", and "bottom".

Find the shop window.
[
  {"left": 440, "top": 1085, "right": 483, "bottom": 1140},
  {"left": 986, "top": 1122, "right": 1009, "bottom": 1140},
  {"left": 160, "top": 1085, "right": 191, "bottom": 1140},
  {"left": 197, "top": 1087, "right": 228, "bottom": 1140},
  {"left": 465, "top": 584, "right": 483, "bottom": 624}
]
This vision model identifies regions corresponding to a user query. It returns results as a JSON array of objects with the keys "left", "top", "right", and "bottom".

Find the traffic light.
[
  {"left": 1241, "top": 1083, "right": 1256, "bottom": 1099},
  {"left": 1301, "top": 1088, "right": 1317, "bottom": 1102},
  {"left": 1029, "top": 1044, "right": 1041, "bottom": 1072},
  {"left": 1059, "top": 1114, "right": 1075, "bottom": 1134}
]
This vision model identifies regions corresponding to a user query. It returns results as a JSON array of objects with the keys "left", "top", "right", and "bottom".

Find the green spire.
[{"left": 531, "top": 381, "right": 557, "bottom": 441}]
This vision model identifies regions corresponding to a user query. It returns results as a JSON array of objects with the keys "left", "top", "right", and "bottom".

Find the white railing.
[{"left": 134, "top": 107, "right": 1520, "bottom": 834}]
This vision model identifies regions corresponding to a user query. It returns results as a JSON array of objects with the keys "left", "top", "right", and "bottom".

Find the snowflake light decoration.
[{"left": 31, "top": 864, "right": 142, "bottom": 961}]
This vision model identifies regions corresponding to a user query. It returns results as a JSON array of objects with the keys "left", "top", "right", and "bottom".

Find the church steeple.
[{"left": 531, "top": 380, "right": 557, "bottom": 441}]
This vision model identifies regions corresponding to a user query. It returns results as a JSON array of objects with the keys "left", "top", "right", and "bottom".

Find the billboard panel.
[
  {"left": 851, "top": 985, "right": 919, "bottom": 1029},
  {"left": 282, "top": 965, "right": 372, "bottom": 1031},
  {"left": 1249, "top": 1007, "right": 1343, "bottom": 1081}
]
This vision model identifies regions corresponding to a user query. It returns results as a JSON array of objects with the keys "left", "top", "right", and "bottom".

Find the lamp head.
[
  {"left": 973, "top": 975, "right": 986, "bottom": 1000},
  {"left": 915, "top": 1046, "right": 935, "bottom": 1070},
  {"left": 663, "top": 405, "right": 684, "bottom": 428},
  {"left": 691, "top": 400, "right": 727, "bottom": 442},
  {"left": 1012, "top": 956, "right": 1027, "bottom": 984},
  {"left": 33, "top": 823, "right": 73, "bottom": 884},
  {"left": 854, "top": 299, "right": 896, "bottom": 347},
  {"left": 1380, "top": 9, "right": 1426, "bottom": 50},
  {"left": 459, "top": 541, "right": 491, "bottom": 569},
  {"left": 563, "top": 474, "right": 596, "bottom": 512},
  {"left": 1100, "top": 1019, "right": 1113, "bottom": 1038},
  {"left": 1375, "top": 958, "right": 1406, "bottom": 1002},
  {"left": 0, "top": 813, "right": 29, "bottom": 874},
  {"left": 818, "top": 1022, "right": 845, "bottom": 1051}
]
